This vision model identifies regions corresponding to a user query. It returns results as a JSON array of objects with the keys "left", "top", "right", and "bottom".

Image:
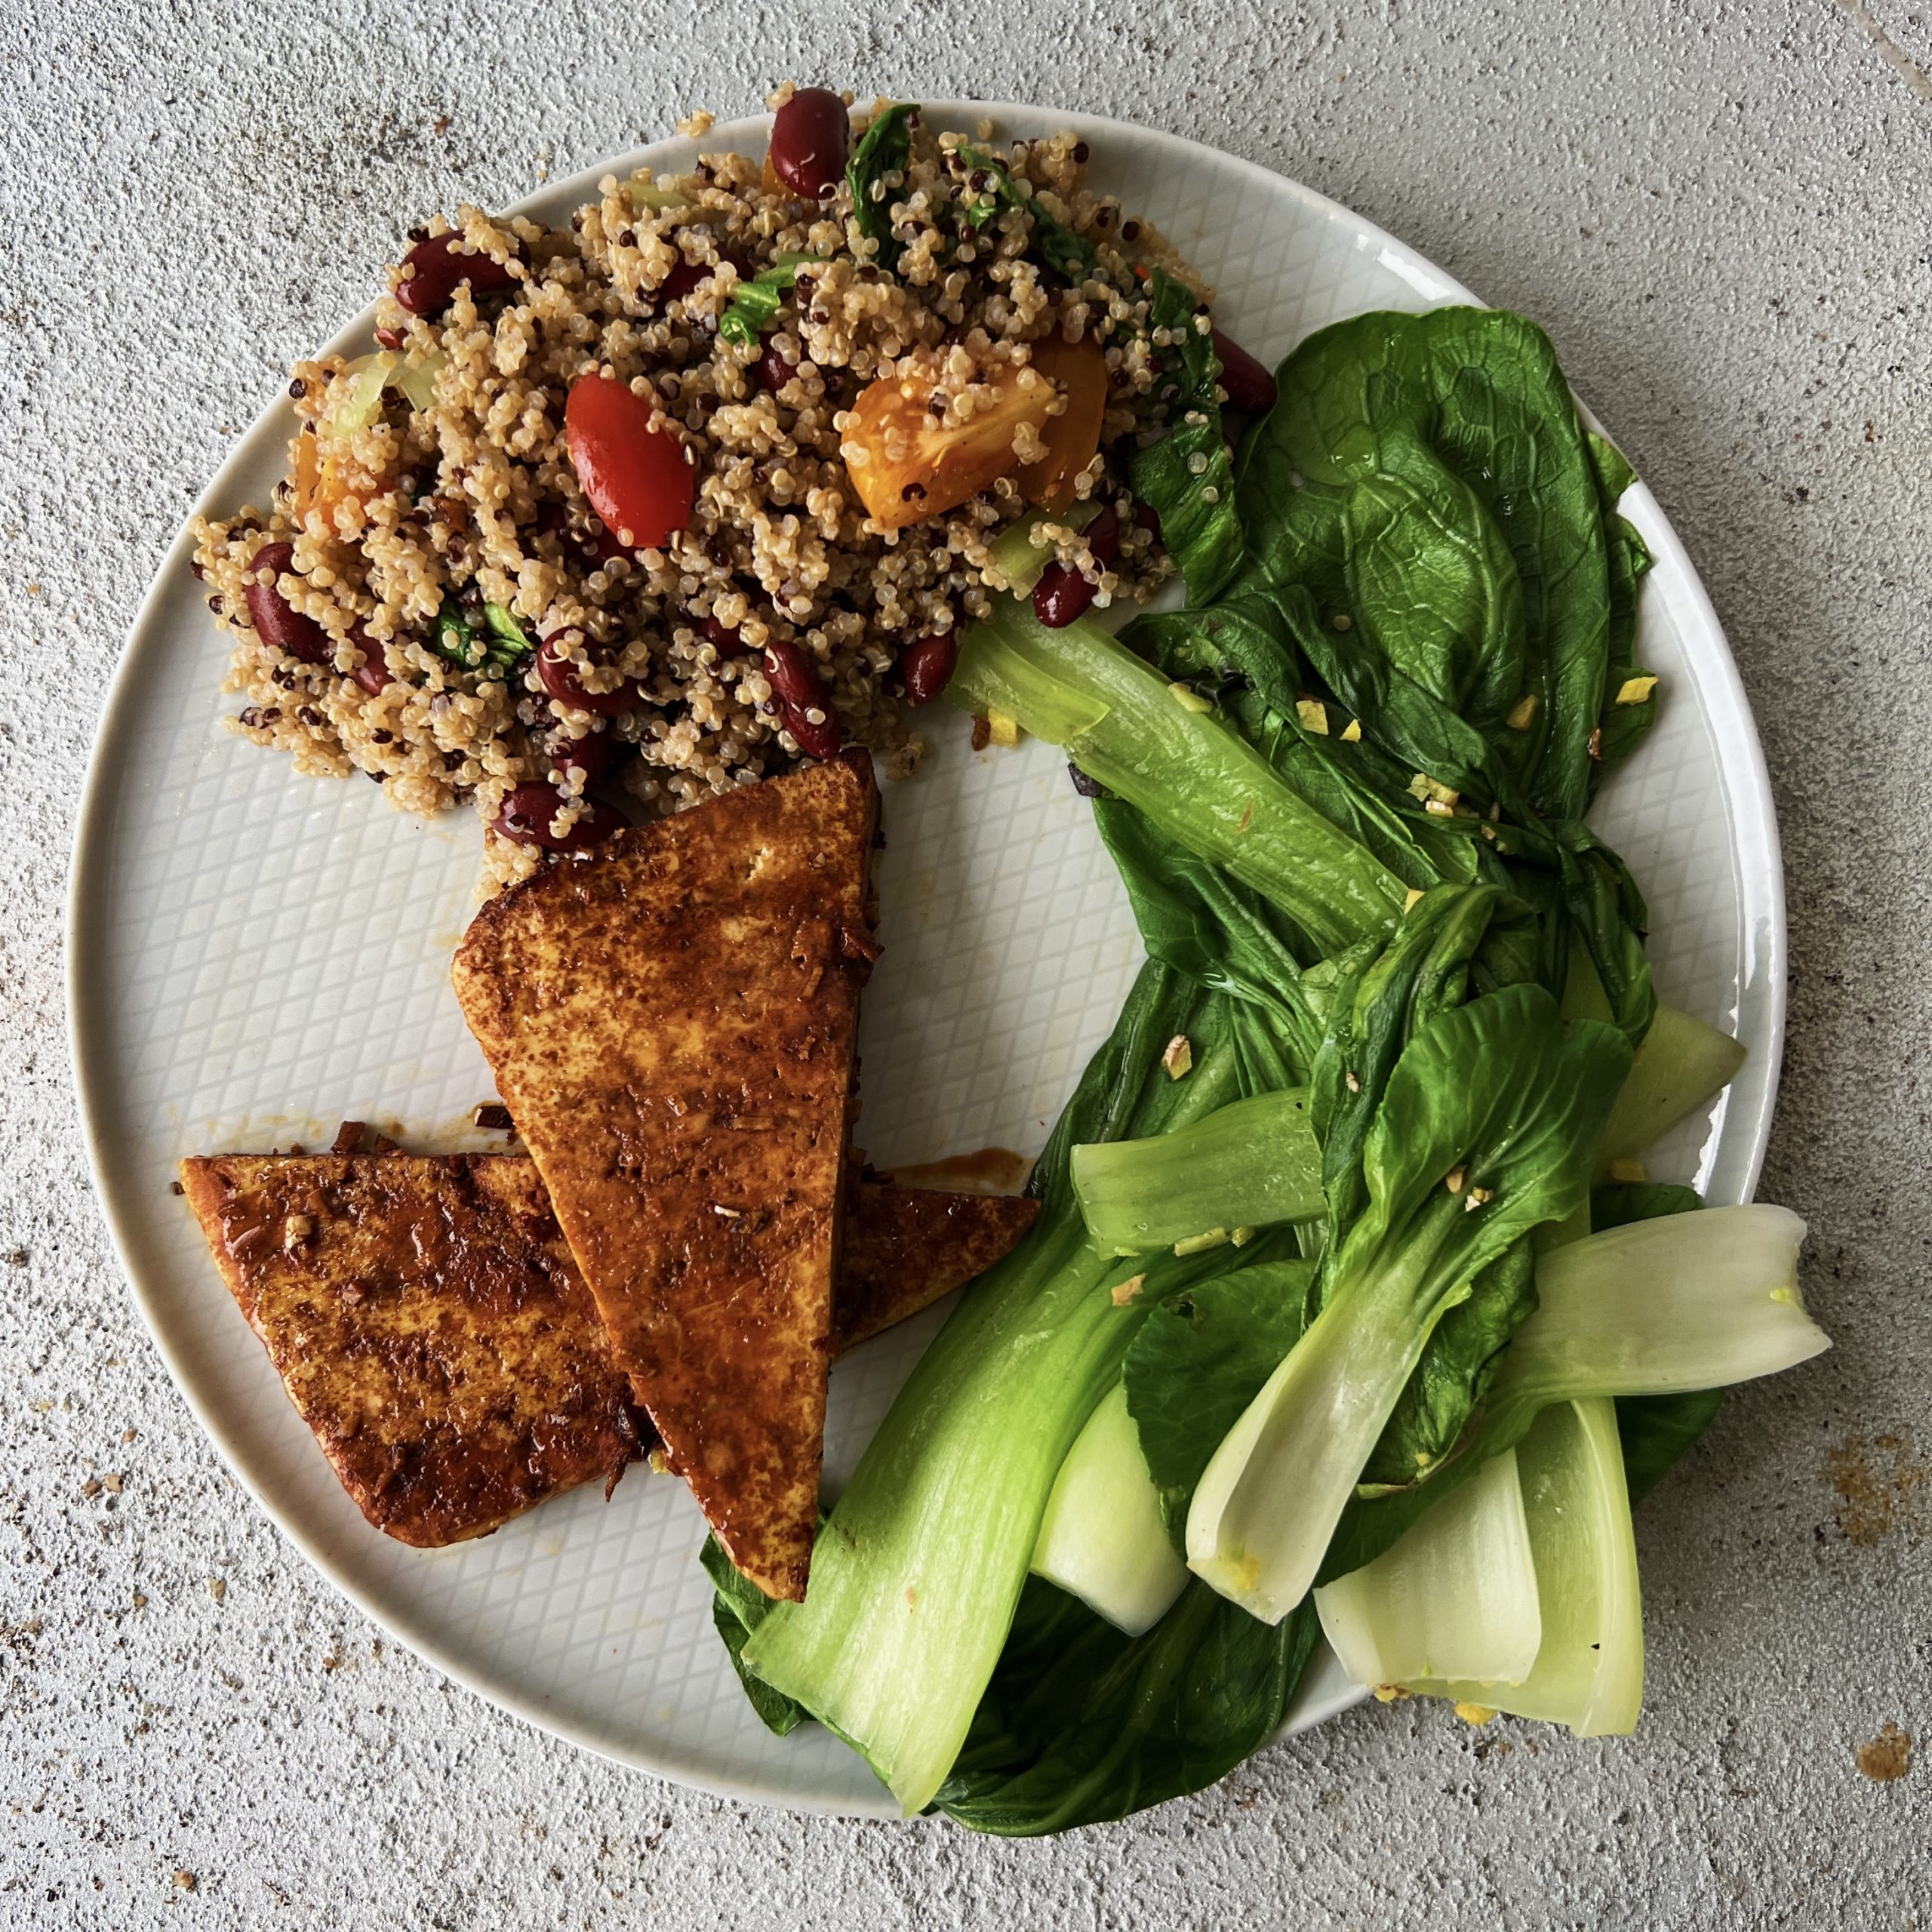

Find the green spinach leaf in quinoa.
[
  {"left": 432, "top": 596, "right": 533, "bottom": 678},
  {"left": 846, "top": 102, "right": 919, "bottom": 270},
  {"left": 717, "top": 254, "right": 819, "bottom": 349},
  {"left": 1128, "top": 270, "right": 1243, "bottom": 601},
  {"left": 950, "top": 143, "right": 1099, "bottom": 284}
]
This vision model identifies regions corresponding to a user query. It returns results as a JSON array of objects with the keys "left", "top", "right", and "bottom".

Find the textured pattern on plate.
[{"left": 70, "top": 103, "right": 1782, "bottom": 1816}]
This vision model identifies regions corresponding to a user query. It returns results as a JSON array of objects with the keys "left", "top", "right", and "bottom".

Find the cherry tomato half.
[{"left": 565, "top": 375, "right": 694, "bottom": 552}]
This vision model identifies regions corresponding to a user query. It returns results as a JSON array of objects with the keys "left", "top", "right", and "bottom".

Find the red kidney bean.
[
  {"left": 244, "top": 543, "right": 331, "bottom": 663},
  {"left": 350, "top": 623, "right": 392, "bottom": 694},
  {"left": 657, "top": 256, "right": 712, "bottom": 306},
  {"left": 494, "top": 782, "right": 627, "bottom": 852},
  {"left": 761, "top": 638, "right": 838, "bottom": 756},
  {"left": 768, "top": 88, "right": 851, "bottom": 198},
  {"left": 758, "top": 342, "right": 798, "bottom": 394},
  {"left": 537, "top": 500, "right": 630, "bottom": 567},
  {"left": 546, "top": 729, "right": 612, "bottom": 788},
  {"left": 1031, "top": 507, "right": 1120, "bottom": 630},
  {"left": 899, "top": 633, "right": 958, "bottom": 706},
  {"left": 1210, "top": 328, "right": 1277, "bottom": 414},
  {"left": 779, "top": 698, "right": 840, "bottom": 761},
  {"left": 537, "top": 633, "right": 636, "bottom": 717},
  {"left": 395, "top": 235, "right": 516, "bottom": 318},
  {"left": 761, "top": 637, "right": 828, "bottom": 711},
  {"left": 701, "top": 613, "right": 746, "bottom": 656},
  {"left": 374, "top": 325, "right": 406, "bottom": 351}
]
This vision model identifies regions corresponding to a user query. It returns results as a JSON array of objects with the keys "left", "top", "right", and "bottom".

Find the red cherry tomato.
[{"left": 565, "top": 375, "right": 694, "bottom": 552}]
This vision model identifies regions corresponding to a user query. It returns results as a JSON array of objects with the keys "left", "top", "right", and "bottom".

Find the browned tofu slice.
[
  {"left": 835, "top": 1180, "right": 1040, "bottom": 1352},
  {"left": 451, "top": 754, "right": 880, "bottom": 1601},
  {"left": 179, "top": 1152, "right": 643, "bottom": 1547},
  {"left": 180, "top": 1149, "right": 1038, "bottom": 1552}
]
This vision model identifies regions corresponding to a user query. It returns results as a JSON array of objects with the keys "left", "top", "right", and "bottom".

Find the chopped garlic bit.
[
  {"left": 1161, "top": 1033, "right": 1194, "bottom": 1078},
  {"left": 1615, "top": 675, "right": 1658, "bottom": 706},
  {"left": 1169, "top": 681, "right": 1214, "bottom": 715},
  {"left": 1341, "top": 718, "right": 1363, "bottom": 743},
  {"left": 1110, "top": 1272, "right": 1146, "bottom": 1306},
  {"left": 1463, "top": 1185, "right": 1494, "bottom": 1213},
  {"left": 1607, "top": 1158, "right": 1647, "bottom": 1183},
  {"left": 1345, "top": 1069, "right": 1361, "bottom": 1093},
  {"left": 647, "top": 1448, "right": 674, "bottom": 1475},
  {"left": 1372, "top": 1684, "right": 1411, "bottom": 1703},
  {"left": 1453, "top": 1701, "right": 1497, "bottom": 1727},
  {"left": 1230, "top": 1225, "right": 1257, "bottom": 1247},
  {"left": 1173, "top": 1228, "right": 1231, "bottom": 1257},
  {"left": 986, "top": 708, "right": 1022, "bottom": 747},
  {"left": 1506, "top": 694, "right": 1540, "bottom": 731},
  {"left": 1296, "top": 697, "right": 1330, "bottom": 735},
  {"left": 1445, "top": 1164, "right": 1467, "bottom": 1195},
  {"left": 1402, "top": 888, "right": 1426, "bottom": 914}
]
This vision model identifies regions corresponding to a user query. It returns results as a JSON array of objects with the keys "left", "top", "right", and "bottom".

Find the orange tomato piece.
[
  {"left": 843, "top": 362, "right": 1055, "bottom": 531},
  {"left": 291, "top": 430, "right": 374, "bottom": 530},
  {"left": 1015, "top": 336, "right": 1109, "bottom": 513}
]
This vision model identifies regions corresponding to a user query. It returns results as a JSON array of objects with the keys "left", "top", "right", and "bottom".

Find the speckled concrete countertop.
[{"left": 4, "top": 2, "right": 1927, "bottom": 1924}]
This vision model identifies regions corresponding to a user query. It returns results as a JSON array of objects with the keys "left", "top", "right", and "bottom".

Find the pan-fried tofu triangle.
[{"left": 453, "top": 753, "right": 880, "bottom": 1601}]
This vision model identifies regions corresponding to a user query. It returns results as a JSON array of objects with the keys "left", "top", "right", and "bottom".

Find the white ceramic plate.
[{"left": 69, "top": 103, "right": 1785, "bottom": 1817}]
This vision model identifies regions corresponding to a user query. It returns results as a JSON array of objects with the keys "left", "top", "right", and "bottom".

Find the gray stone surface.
[{"left": 2, "top": 0, "right": 1927, "bottom": 1923}]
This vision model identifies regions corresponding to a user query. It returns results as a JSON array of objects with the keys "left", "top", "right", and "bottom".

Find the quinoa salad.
[{"left": 190, "top": 88, "right": 1268, "bottom": 894}]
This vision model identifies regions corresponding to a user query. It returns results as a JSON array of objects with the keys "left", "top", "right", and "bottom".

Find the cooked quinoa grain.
[{"left": 193, "top": 97, "right": 1217, "bottom": 894}]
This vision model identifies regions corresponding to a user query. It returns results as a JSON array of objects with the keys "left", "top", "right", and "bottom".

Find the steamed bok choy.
[
  {"left": 1186, "top": 983, "right": 1629, "bottom": 1623},
  {"left": 703, "top": 301, "right": 1824, "bottom": 1837},
  {"left": 1313, "top": 1203, "right": 1826, "bottom": 1720},
  {"left": 1410, "top": 1399, "right": 1645, "bottom": 1735},
  {"left": 1070, "top": 1089, "right": 1323, "bottom": 1254},
  {"left": 1030, "top": 1383, "right": 1189, "bottom": 1637},
  {"left": 1312, "top": 1449, "right": 1540, "bottom": 1690},
  {"left": 739, "top": 968, "right": 1263, "bottom": 1816}
]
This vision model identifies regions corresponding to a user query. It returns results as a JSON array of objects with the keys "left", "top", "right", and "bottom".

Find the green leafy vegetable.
[
  {"left": 429, "top": 596, "right": 534, "bottom": 678},
  {"left": 717, "top": 254, "right": 817, "bottom": 349},
  {"left": 1314, "top": 1447, "right": 1540, "bottom": 1688},
  {"left": 1321, "top": 1198, "right": 1821, "bottom": 1580},
  {"left": 739, "top": 965, "right": 1257, "bottom": 1816},
  {"left": 1238, "top": 308, "right": 1613, "bottom": 821},
  {"left": 1595, "top": 1001, "right": 1748, "bottom": 1175},
  {"left": 700, "top": 1534, "right": 809, "bottom": 1736},
  {"left": 944, "top": 598, "right": 1411, "bottom": 955},
  {"left": 1407, "top": 1398, "right": 1644, "bottom": 1736},
  {"left": 935, "top": 1574, "right": 1318, "bottom": 1835},
  {"left": 1589, "top": 1181, "right": 1725, "bottom": 1501},
  {"left": 951, "top": 143, "right": 1098, "bottom": 283},
  {"left": 1072, "top": 1090, "right": 1322, "bottom": 1254},
  {"left": 846, "top": 103, "right": 918, "bottom": 270},
  {"left": 1122, "top": 1260, "right": 1318, "bottom": 1552},
  {"left": 1489, "top": 1204, "right": 1823, "bottom": 1418},
  {"left": 1187, "top": 983, "right": 1629, "bottom": 1623},
  {"left": 1031, "top": 1382, "right": 1189, "bottom": 1635},
  {"left": 1129, "top": 270, "right": 1243, "bottom": 600}
]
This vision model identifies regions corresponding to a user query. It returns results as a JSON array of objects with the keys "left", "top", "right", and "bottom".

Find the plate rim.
[{"left": 66, "top": 97, "right": 1787, "bottom": 1815}]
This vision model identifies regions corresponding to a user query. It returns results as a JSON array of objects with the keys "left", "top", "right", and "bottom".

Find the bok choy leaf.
[
  {"left": 739, "top": 966, "right": 1252, "bottom": 1815},
  {"left": 1406, "top": 1398, "right": 1644, "bottom": 1736},
  {"left": 1186, "top": 983, "right": 1629, "bottom": 1623},
  {"left": 1071, "top": 1089, "right": 1322, "bottom": 1254},
  {"left": 1313, "top": 1447, "right": 1540, "bottom": 1690}
]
